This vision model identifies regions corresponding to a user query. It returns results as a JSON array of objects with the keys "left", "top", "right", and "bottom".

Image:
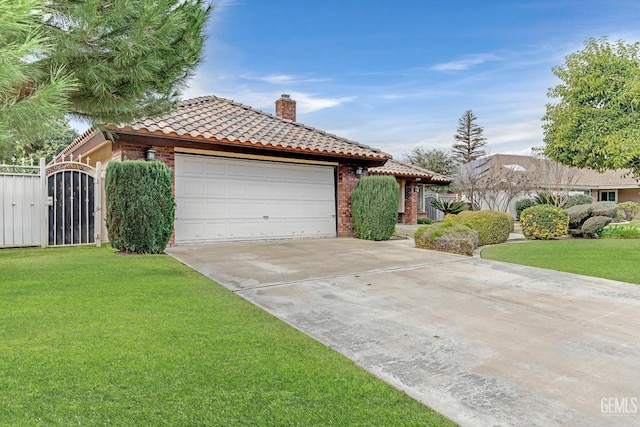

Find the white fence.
[{"left": 0, "top": 158, "right": 101, "bottom": 248}]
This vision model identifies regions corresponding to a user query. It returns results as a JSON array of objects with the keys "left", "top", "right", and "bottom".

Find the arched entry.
[{"left": 46, "top": 160, "right": 101, "bottom": 246}]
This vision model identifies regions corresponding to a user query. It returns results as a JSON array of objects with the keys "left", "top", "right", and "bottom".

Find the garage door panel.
[{"left": 175, "top": 154, "right": 337, "bottom": 243}]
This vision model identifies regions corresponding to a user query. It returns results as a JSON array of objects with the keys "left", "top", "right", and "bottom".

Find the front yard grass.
[
  {"left": 481, "top": 239, "right": 640, "bottom": 285},
  {"left": 0, "top": 246, "right": 453, "bottom": 426}
]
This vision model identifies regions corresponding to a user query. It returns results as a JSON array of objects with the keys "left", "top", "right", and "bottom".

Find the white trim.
[{"left": 175, "top": 147, "right": 338, "bottom": 166}]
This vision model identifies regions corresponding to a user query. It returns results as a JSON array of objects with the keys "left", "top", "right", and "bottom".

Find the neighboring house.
[
  {"left": 58, "top": 94, "right": 390, "bottom": 244},
  {"left": 469, "top": 154, "right": 640, "bottom": 217},
  {"left": 368, "top": 159, "right": 452, "bottom": 224}
]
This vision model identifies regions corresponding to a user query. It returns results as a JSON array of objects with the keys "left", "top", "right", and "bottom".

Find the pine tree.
[
  {"left": 0, "top": 0, "right": 211, "bottom": 150},
  {"left": 0, "top": 0, "right": 78, "bottom": 148},
  {"left": 452, "top": 110, "right": 487, "bottom": 164}
]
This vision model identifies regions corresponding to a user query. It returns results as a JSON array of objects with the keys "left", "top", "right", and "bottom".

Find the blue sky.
[{"left": 182, "top": 0, "right": 640, "bottom": 160}]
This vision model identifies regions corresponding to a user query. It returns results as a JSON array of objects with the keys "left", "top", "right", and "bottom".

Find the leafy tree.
[
  {"left": 10, "top": 120, "right": 79, "bottom": 163},
  {"left": 1, "top": 0, "right": 211, "bottom": 151},
  {"left": 403, "top": 147, "right": 457, "bottom": 176},
  {"left": 452, "top": 110, "right": 487, "bottom": 164},
  {"left": 542, "top": 37, "right": 640, "bottom": 178}
]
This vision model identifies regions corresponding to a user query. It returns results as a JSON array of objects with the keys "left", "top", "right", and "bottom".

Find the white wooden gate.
[{"left": 0, "top": 158, "right": 101, "bottom": 248}]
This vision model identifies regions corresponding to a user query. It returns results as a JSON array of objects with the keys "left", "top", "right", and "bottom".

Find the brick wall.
[
  {"left": 403, "top": 181, "right": 418, "bottom": 225},
  {"left": 337, "top": 164, "right": 360, "bottom": 236}
]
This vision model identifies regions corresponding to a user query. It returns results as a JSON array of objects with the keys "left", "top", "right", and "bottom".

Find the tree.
[
  {"left": 455, "top": 156, "right": 534, "bottom": 212},
  {"left": 0, "top": 0, "right": 78, "bottom": 149},
  {"left": 6, "top": 120, "right": 79, "bottom": 163},
  {"left": 403, "top": 147, "right": 457, "bottom": 176},
  {"left": 542, "top": 37, "right": 640, "bottom": 178},
  {"left": 0, "top": 0, "right": 211, "bottom": 151},
  {"left": 452, "top": 110, "right": 487, "bottom": 164}
]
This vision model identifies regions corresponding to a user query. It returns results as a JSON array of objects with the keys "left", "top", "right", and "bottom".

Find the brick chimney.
[{"left": 275, "top": 94, "right": 296, "bottom": 121}]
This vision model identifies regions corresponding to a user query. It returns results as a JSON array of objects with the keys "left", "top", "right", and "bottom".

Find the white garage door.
[{"left": 175, "top": 154, "right": 337, "bottom": 243}]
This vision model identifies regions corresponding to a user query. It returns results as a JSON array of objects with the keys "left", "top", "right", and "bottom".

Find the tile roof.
[
  {"left": 484, "top": 154, "right": 640, "bottom": 189},
  {"left": 113, "top": 96, "right": 389, "bottom": 160},
  {"left": 368, "top": 159, "right": 452, "bottom": 183}
]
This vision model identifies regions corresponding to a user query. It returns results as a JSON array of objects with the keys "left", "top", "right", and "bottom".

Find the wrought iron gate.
[{"left": 46, "top": 159, "right": 101, "bottom": 247}]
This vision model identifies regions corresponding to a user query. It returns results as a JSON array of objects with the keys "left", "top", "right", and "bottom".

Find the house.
[
  {"left": 470, "top": 154, "right": 640, "bottom": 217},
  {"left": 59, "top": 94, "right": 392, "bottom": 244},
  {"left": 368, "top": 159, "right": 452, "bottom": 223}
]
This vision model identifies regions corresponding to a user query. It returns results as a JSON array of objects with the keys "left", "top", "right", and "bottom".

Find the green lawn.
[
  {"left": 0, "top": 246, "right": 454, "bottom": 426},
  {"left": 481, "top": 239, "right": 640, "bottom": 284}
]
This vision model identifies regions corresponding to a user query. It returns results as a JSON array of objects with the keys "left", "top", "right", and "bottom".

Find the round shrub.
[
  {"left": 581, "top": 216, "right": 612, "bottom": 238},
  {"left": 417, "top": 217, "right": 432, "bottom": 225},
  {"left": 351, "top": 175, "right": 399, "bottom": 241},
  {"left": 520, "top": 205, "right": 569, "bottom": 240},
  {"left": 567, "top": 204, "right": 593, "bottom": 229},
  {"left": 105, "top": 160, "right": 175, "bottom": 254},
  {"left": 415, "top": 221, "right": 478, "bottom": 256},
  {"left": 455, "top": 210, "right": 514, "bottom": 246},
  {"left": 566, "top": 194, "right": 593, "bottom": 208},
  {"left": 515, "top": 198, "right": 536, "bottom": 220},
  {"left": 617, "top": 201, "right": 640, "bottom": 221},
  {"left": 591, "top": 201, "right": 618, "bottom": 218}
]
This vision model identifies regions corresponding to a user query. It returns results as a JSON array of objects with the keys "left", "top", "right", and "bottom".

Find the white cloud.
[{"left": 432, "top": 53, "right": 501, "bottom": 71}]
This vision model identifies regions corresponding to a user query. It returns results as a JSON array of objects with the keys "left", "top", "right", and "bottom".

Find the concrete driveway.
[{"left": 167, "top": 238, "right": 640, "bottom": 426}]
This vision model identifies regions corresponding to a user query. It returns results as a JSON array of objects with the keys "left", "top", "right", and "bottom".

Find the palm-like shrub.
[
  {"left": 430, "top": 198, "right": 468, "bottom": 215},
  {"left": 351, "top": 175, "right": 399, "bottom": 241}
]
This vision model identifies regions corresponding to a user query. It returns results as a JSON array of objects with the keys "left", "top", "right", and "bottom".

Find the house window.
[{"left": 600, "top": 191, "right": 617, "bottom": 202}]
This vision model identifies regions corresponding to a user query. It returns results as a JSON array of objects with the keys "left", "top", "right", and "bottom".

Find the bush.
[
  {"left": 567, "top": 204, "right": 593, "bottom": 229},
  {"left": 581, "top": 216, "right": 612, "bottom": 238},
  {"left": 430, "top": 198, "right": 468, "bottom": 215},
  {"left": 415, "top": 221, "right": 478, "bottom": 256},
  {"left": 417, "top": 217, "right": 432, "bottom": 225},
  {"left": 515, "top": 198, "right": 536, "bottom": 220},
  {"left": 351, "top": 175, "right": 399, "bottom": 241},
  {"left": 566, "top": 194, "right": 593, "bottom": 208},
  {"left": 455, "top": 210, "right": 514, "bottom": 246},
  {"left": 105, "top": 161, "right": 175, "bottom": 254},
  {"left": 599, "top": 224, "right": 640, "bottom": 239},
  {"left": 520, "top": 205, "right": 569, "bottom": 240},
  {"left": 618, "top": 201, "right": 640, "bottom": 221},
  {"left": 591, "top": 201, "right": 618, "bottom": 218}
]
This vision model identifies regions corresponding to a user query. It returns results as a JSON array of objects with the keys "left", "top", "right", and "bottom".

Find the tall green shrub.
[
  {"left": 456, "top": 210, "right": 514, "bottom": 246},
  {"left": 351, "top": 175, "right": 399, "bottom": 241},
  {"left": 105, "top": 161, "right": 175, "bottom": 254},
  {"left": 520, "top": 205, "right": 568, "bottom": 240}
]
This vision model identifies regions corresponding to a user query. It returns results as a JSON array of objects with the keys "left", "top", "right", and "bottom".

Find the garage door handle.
[{"left": 263, "top": 215, "right": 269, "bottom": 219}]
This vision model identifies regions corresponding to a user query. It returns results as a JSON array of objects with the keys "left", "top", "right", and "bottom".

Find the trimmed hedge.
[
  {"left": 415, "top": 221, "right": 478, "bottom": 256},
  {"left": 455, "top": 210, "right": 514, "bottom": 246},
  {"left": 618, "top": 201, "right": 640, "bottom": 221},
  {"left": 581, "top": 216, "right": 612, "bottom": 238},
  {"left": 351, "top": 175, "right": 399, "bottom": 241},
  {"left": 105, "top": 161, "right": 175, "bottom": 254},
  {"left": 520, "top": 205, "right": 568, "bottom": 240}
]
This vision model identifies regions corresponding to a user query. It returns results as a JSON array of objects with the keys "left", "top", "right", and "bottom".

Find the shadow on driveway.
[{"left": 167, "top": 238, "right": 640, "bottom": 427}]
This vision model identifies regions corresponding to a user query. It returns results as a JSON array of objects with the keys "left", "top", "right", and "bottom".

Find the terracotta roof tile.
[
  {"left": 113, "top": 96, "right": 388, "bottom": 160},
  {"left": 369, "top": 159, "right": 452, "bottom": 183}
]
